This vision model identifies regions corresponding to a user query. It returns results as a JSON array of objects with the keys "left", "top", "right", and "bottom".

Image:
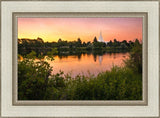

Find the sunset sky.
[{"left": 18, "top": 17, "right": 143, "bottom": 42}]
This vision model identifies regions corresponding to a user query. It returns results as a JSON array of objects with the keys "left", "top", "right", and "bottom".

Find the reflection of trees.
[
  {"left": 57, "top": 52, "right": 106, "bottom": 63},
  {"left": 77, "top": 54, "right": 82, "bottom": 61},
  {"left": 93, "top": 53, "right": 104, "bottom": 64},
  {"left": 58, "top": 55, "right": 63, "bottom": 60},
  {"left": 58, "top": 54, "right": 83, "bottom": 61},
  {"left": 113, "top": 53, "right": 116, "bottom": 59},
  {"left": 57, "top": 52, "right": 129, "bottom": 65},
  {"left": 93, "top": 54, "right": 97, "bottom": 62}
]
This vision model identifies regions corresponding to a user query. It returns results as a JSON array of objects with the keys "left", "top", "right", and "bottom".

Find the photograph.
[{"left": 18, "top": 17, "right": 143, "bottom": 100}]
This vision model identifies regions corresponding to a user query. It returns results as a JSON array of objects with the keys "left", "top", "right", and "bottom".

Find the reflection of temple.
[
  {"left": 93, "top": 55, "right": 97, "bottom": 62},
  {"left": 93, "top": 55, "right": 103, "bottom": 64},
  {"left": 98, "top": 56, "right": 103, "bottom": 65}
]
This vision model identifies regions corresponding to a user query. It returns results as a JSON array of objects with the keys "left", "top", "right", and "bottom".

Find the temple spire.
[
  {"left": 100, "top": 31, "right": 102, "bottom": 36},
  {"left": 98, "top": 31, "right": 104, "bottom": 42}
]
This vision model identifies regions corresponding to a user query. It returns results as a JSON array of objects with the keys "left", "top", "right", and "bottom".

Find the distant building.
[{"left": 98, "top": 32, "right": 108, "bottom": 44}]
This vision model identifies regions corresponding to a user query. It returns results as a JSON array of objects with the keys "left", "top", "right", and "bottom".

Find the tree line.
[{"left": 18, "top": 37, "right": 140, "bottom": 56}]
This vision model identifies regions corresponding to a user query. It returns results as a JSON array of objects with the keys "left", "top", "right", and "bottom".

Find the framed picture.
[{"left": 1, "top": 0, "right": 159, "bottom": 117}]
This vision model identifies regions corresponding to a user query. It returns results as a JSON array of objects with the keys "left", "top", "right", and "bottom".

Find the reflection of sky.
[
  {"left": 18, "top": 18, "right": 142, "bottom": 42},
  {"left": 46, "top": 53, "right": 129, "bottom": 78}
]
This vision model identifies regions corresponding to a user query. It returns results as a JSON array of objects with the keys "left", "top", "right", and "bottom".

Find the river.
[{"left": 46, "top": 52, "right": 129, "bottom": 78}]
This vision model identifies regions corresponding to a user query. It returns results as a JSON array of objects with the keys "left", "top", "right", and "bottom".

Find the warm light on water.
[{"left": 46, "top": 53, "right": 129, "bottom": 78}]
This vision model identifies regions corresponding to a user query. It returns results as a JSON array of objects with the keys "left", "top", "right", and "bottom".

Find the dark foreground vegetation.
[{"left": 18, "top": 39, "right": 142, "bottom": 100}]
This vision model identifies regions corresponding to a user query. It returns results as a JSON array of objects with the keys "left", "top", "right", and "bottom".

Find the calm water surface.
[{"left": 46, "top": 53, "right": 129, "bottom": 77}]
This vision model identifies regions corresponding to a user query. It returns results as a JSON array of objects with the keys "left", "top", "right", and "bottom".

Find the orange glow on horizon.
[{"left": 18, "top": 17, "right": 143, "bottom": 42}]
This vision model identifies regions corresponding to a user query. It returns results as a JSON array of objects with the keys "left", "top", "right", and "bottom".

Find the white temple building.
[{"left": 98, "top": 32, "right": 108, "bottom": 44}]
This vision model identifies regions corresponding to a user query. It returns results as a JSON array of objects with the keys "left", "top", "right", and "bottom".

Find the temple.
[{"left": 98, "top": 31, "right": 108, "bottom": 44}]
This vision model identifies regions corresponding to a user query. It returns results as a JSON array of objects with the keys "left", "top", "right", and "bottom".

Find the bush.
[
  {"left": 124, "top": 39, "right": 142, "bottom": 73},
  {"left": 62, "top": 66, "right": 142, "bottom": 100},
  {"left": 18, "top": 59, "right": 52, "bottom": 100}
]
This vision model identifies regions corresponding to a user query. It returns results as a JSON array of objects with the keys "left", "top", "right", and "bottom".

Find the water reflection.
[
  {"left": 46, "top": 52, "right": 129, "bottom": 78},
  {"left": 99, "top": 56, "right": 103, "bottom": 65},
  {"left": 93, "top": 55, "right": 103, "bottom": 65}
]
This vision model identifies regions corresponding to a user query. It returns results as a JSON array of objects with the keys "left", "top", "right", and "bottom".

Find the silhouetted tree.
[
  {"left": 93, "top": 37, "right": 98, "bottom": 43},
  {"left": 122, "top": 40, "right": 127, "bottom": 45},
  {"left": 135, "top": 38, "right": 140, "bottom": 45},
  {"left": 107, "top": 40, "right": 113, "bottom": 47},
  {"left": 58, "top": 38, "right": 62, "bottom": 43},
  {"left": 82, "top": 42, "right": 87, "bottom": 47},
  {"left": 77, "top": 38, "right": 82, "bottom": 47}
]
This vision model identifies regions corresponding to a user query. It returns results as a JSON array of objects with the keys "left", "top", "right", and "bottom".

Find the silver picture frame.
[{"left": 0, "top": 0, "right": 159, "bottom": 117}]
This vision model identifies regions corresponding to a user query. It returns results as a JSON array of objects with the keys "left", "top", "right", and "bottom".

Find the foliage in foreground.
[
  {"left": 46, "top": 66, "right": 142, "bottom": 100},
  {"left": 18, "top": 59, "right": 52, "bottom": 100},
  {"left": 18, "top": 63, "right": 142, "bottom": 100}
]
